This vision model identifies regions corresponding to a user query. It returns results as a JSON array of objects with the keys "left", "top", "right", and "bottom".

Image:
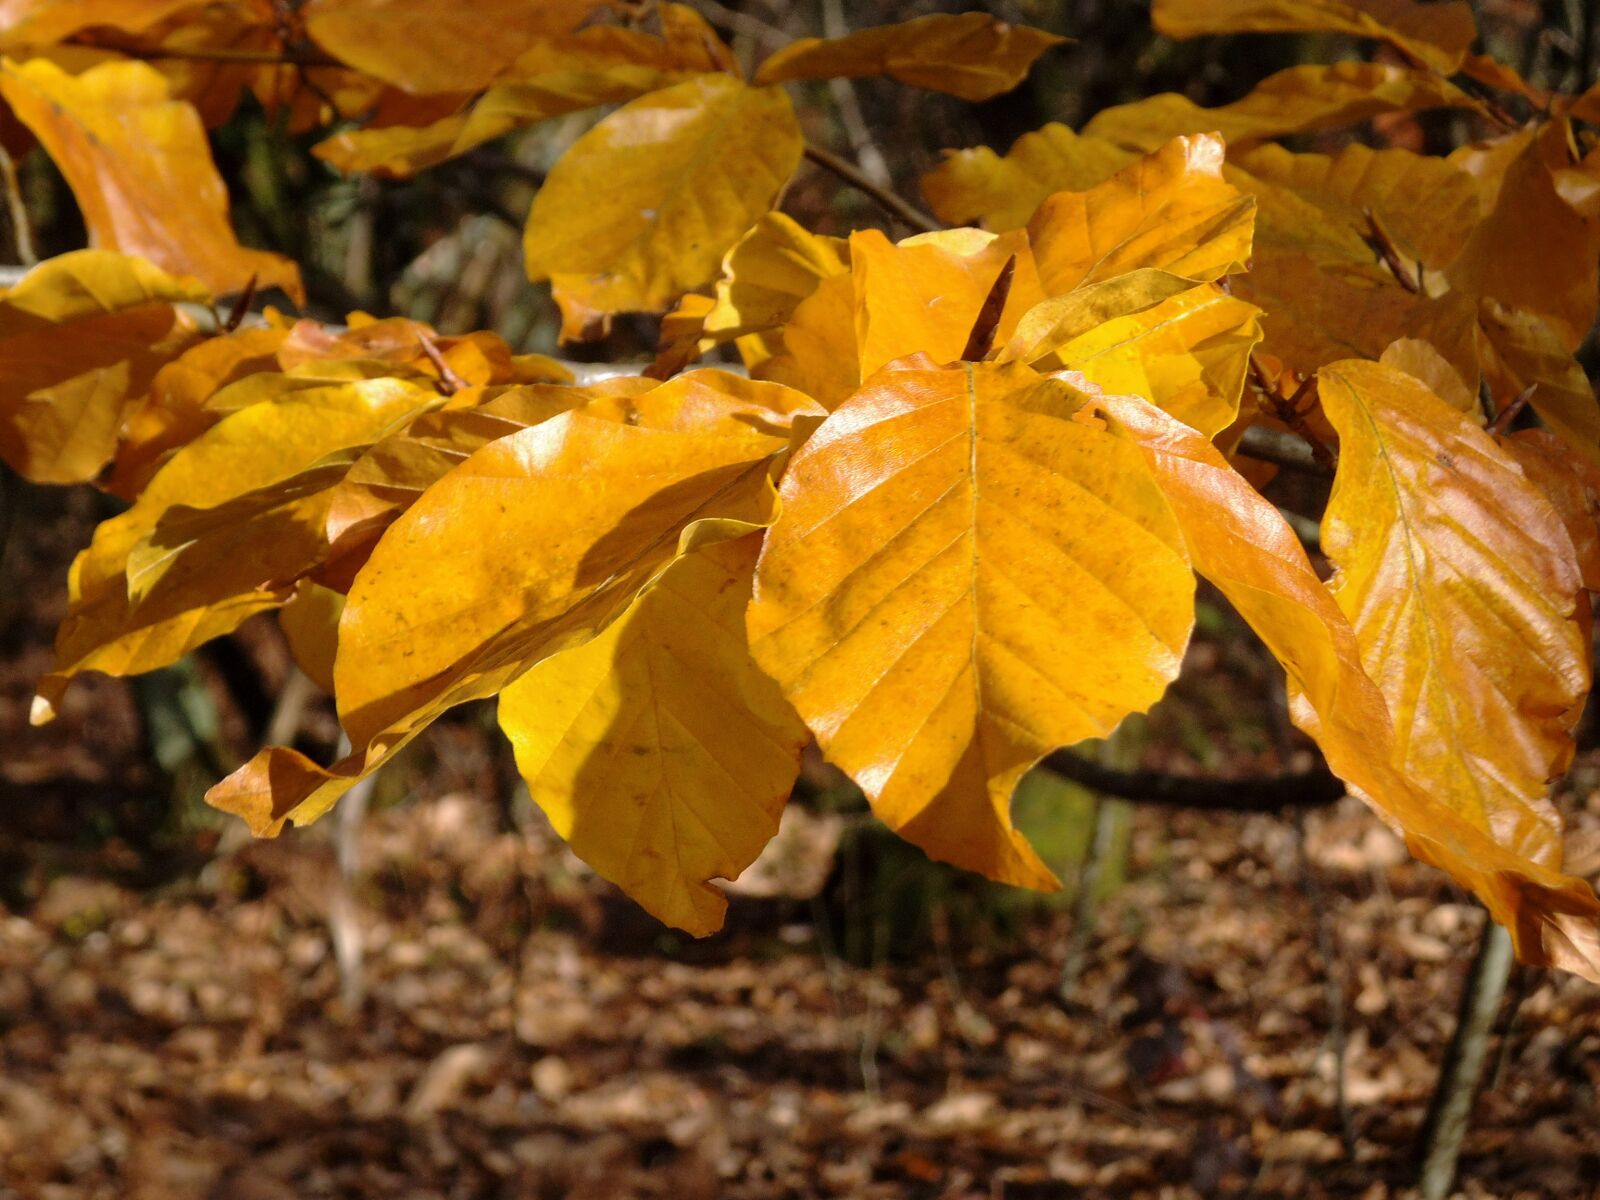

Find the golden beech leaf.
[
  {"left": 1379, "top": 337, "right": 1476, "bottom": 415},
  {"left": 1235, "top": 141, "right": 1480, "bottom": 276},
  {"left": 657, "top": 2, "right": 741, "bottom": 76},
  {"left": 32, "top": 376, "right": 435, "bottom": 721},
  {"left": 999, "top": 269, "right": 1205, "bottom": 363},
  {"left": 1018, "top": 284, "right": 1264, "bottom": 437},
  {"left": 1476, "top": 300, "right": 1600, "bottom": 470},
  {"left": 703, "top": 212, "right": 849, "bottom": 345},
  {"left": 106, "top": 324, "right": 290, "bottom": 500},
  {"left": 500, "top": 530, "right": 807, "bottom": 936},
  {"left": 525, "top": 74, "right": 803, "bottom": 339},
  {"left": 747, "top": 358, "right": 1194, "bottom": 890},
  {"left": 279, "top": 580, "right": 345, "bottom": 696},
  {"left": 753, "top": 12, "right": 1065, "bottom": 102},
  {"left": 301, "top": 0, "right": 598, "bottom": 94},
  {"left": 0, "top": 58, "right": 303, "bottom": 302},
  {"left": 754, "top": 270, "right": 860, "bottom": 411},
  {"left": 1318, "top": 359, "right": 1588, "bottom": 868},
  {"left": 1446, "top": 122, "right": 1600, "bottom": 353},
  {"left": 1151, "top": 0, "right": 1476, "bottom": 72},
  {"left": 312, "top": 26, "right": 708, "bottom": 178},
  {"left": 207, "top": 371, "right": 825, "bottom": 838},
  {"left": 0, "top": 0, "right": 208, "bottom": 47},
  {"left": 1499, "top": 431, "right": 1600, "bottom": 594},
  {"left": 921, "top": 124, "right": 1133, "bottom": 231},
  {"left": 320, "top": 379, "right": 652, "bottom": 589},
  {"left": 0, "top": 250, "right": 206, "bottom": 484},
  {"left": 1100, "top": 390, "right": 1600, "bottom": 980},
  {"left": 1082, "top": 62, "right": 1481, "bottom": 153},
  {"left": 1025, "top": 133, "right": 1256, "bottom": 296},
  {"left": 851, "top": 228, "right": 1045, "bottom": 382}
]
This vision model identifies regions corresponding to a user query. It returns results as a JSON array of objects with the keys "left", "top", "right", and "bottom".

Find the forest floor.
[{"left": 3, "top": 490, "right": 1600, "bottom": 1200}]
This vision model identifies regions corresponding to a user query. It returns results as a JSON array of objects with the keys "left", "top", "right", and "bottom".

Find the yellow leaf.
[
  {"left": 1102, "top": 389, "right": 1600, "bottom": 980},
  {"left": 1023, "top": 284, "right": 1264, "bottom": 437},
  {"left": 279, "top": 579, "right": 345, "bottom": 696},
  {"left": 753, "top": 270, "right": 860, "bottom": 411},
  {"left": 1445, "top": 121, "right": 1600, "bottom": 352},
  {"left": 321, "top": 379, "right": 649, "bottom": 587},
  {"left": 747, "top": 358, "right": 1194, "bottom": 889},
  {"left": 1236, "top": 141, "right": 1479, "bottom": 275},
  {"left": 312, "top": 26, "right": 707, "bottom": 177},
  {"left": 852, "top": 227, "right": 1045, "bottom": 381},
  {"left": 525, "top": 75, "right": 803, "bottom": 338},
  {"left": 0, "top": 58, "right": 302, "bottom": 302},
  {"left": 1476, "top": 300, "right": 1600, "bottom": 470},
  {"left": 1151, "top": 0, "right": 1476, "bottom": 72},
  {"left": 500, "top": 531, "right": 806, "bottom": 936},
  {"left": 921, "top": 123, "right": 1133, "bottom": 231},
  {"left": 301, "top": 0, "right": 598, "bottom": 94},
  {"left": 1318, "top": 359, "right": 1588, "bottom": 868},
  {"left": 703, "top": 212, "right": 849, "bottom": 344},
  {"left": 1499, "top": 430, "right": 1600, "bottom": 597},
  {"left": 0, "top": 250, "right": 205, "bottom": 483},
  {"left": 1026, "top": 133, "right": 1255, "bottom": 296},
  {"left": 1379, "top": 337, "right": 1476, "bottom": 416},
  {"left": 107, "top": 323, "right": 289, "bottom": 499},
  {"left": 1083, "top": 62, "right": 1480, "bottom": 153},
  {"left": 33, "top": 376, "right": 434, "bottom": 720},
  {"left": 999, "top": 268, "right": 1205, "bottom": 364},
  {"left": 207, "top": 371, "right": 824, "bottom": 837},
  {"left": 754, "top": 12, "right": 1065, "bottom": 102}
]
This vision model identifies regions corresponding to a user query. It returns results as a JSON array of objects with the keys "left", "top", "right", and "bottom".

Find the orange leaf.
[
  {"left": 1151, "top": 0, "right": 1476, "bottom": 72},
  {"left": 0, "top": 57, "right": 303, "bottom": 302},
  {"left": 754, "top": 12, "right": 1065, "bottom": 102}
]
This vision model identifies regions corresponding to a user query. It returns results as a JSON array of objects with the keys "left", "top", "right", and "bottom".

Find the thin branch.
[
  {"left": 1364, "top": 207, "right": 1422, "bottom": 294},
  {"left": 1249, "top": 357, "right": 1339, "bottom": 473},
  {"left": 102, "top": 43, "right": 342, "bottom": 68},
  {"left": 1041, "top": 749, "right": 1345, "bottom": 811},
  {"left": 691, "top": 0, "right": 789, "bottom": 48},
  {"left": 803, "top": 141, "right": 941, "bottom": 234},
  {"left": 820, "top": 0, "right": 893, "bottom": 188},
  {"left": 1487, "top": 383, "right": 1536, "bottom": 436},
  {"left": 416, "top": 333, "right": 467, "bottom": 395},
  {"left": 1237, "top": 425, "right": 1334, "bottom": 477},
  {"left": 0, "top": 144, "right": 36, "bottom": 267}
]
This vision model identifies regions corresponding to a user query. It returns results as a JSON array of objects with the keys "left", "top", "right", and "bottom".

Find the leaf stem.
[
  {"left": 803, "top": 141, "right": 941, "bottom": 234},
  {"left": 1042, "top": 749, "right": 1344, "bottom": 811},
  {"left": 0, "top": 144, "right": 36, "bottom": 267},
  {"left": 92, "top": 43, "right": 342, "bottom": 68}
]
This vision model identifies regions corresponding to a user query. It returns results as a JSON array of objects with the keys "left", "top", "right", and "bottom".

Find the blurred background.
[{"left": 3, "top": 1, "right": 1599, "bottom": 1197}]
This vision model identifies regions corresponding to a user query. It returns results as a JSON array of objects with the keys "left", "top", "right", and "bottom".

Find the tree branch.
[
  {"left": 96, "top": 43, "right": 342, "bottom": 68},
  {"left": 1042, "top": 749, "right": 1345, "bottom": 811},
  {"left": 803, "top": 141, "right": 941, "bottom": 234}
]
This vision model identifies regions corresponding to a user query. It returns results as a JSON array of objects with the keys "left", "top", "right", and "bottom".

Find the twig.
[
  {"left": 1249, "top": 357, "right": 1339, "bottom": 473},
  {"left": 1417, "top": 918, "right": 1514, "bottom": 1200},
  {"left": 691, "top": 0, "right": 789, "bottom": 48},
  {"left": 803, "top": 141, "right": 941, "bottom": 234},
  {"left": 1042, "top": 750, "right": 1345, "bottom": 811},
  {"left": 1363, "top": 208, "right": 1422, "bottom": 294},
  {"left": 1487, "top": 383, "right": 1536, "bottom": 436},
  {"left": 820, "top": 0, "right": 893, "bottom": 188},
  {"left": 0, "top": 144, "right": 36, "bottom": 267},
  {"left": 416, "top": 333, "right": 468, "bottom": 395},
  {"left": 1237, "top": 425, "right": 1334, "bottom": 477},
  {"left": 99, "top": 43, "right": 342, "bottom": 68}
]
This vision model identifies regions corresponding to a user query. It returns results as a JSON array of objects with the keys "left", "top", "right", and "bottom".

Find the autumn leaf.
[
  {"left": 301, "top": 0, "right": 599, "bottom": 94},
  {"left": 747, "top": 358, "right": 1194, "bottom": 889},
  {"left": 701, "top": 212, "right": 849, "bottom": 348},
  {"left": 279, "top": 580, "right": 344, "bottom": 696},
  {"left": 1318, "top": 359, "right": 1588, "bottom": 867},
  {"left": 0, "top": 57, "right": 303, "bottom": 301},
  {"left": 1082, "top": 62, "right": 1481, "bottom": 153},
  {"left": 1477, "top": 300, "right": 1600, "bottom": 470},
  {"left": 0, "top": 0, "right": 209, "bottom": 50},
  {"left": 1018, "top": 284, "right": 1264, "bottom": 437},
  {"left": 1101, "top": 387, "right": 1600, "bottom": 980},
  {"left": 754, "top": 12, "right": 1066, "bottom": 102},
  {"left": 501, "top": 530, "right": 807, "bottom": 936},
  {"left": 0, "top": 250, "right": 206, "bottom": 484},
  {"left": 32, "top": 375, "right": 435, "bottom": 720},
  {"left": 524, "top": 74, "right": 803, "bottom": 339},
  {"left": 313, "top": 25, "right": 710, "bottom": 178},
  {"left": 921, "top": 124, "right": 1133, "bottom": 232},
  {"left": 1025, "top": 133, "right": 1255, "bottom": 296},
  {"left": 207, "top": 371, "right": 824, "bottom": 838},
  {"left": 1151, "top": 0, "right": 1477, "bottom": 73}
]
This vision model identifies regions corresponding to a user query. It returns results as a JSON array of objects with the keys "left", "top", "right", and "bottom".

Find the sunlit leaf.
[
  {"left": 33, "top": 376, "right": 434, "bottom": 720},
  {"left": 1026, "top": 133, "right": 1255, "bottom": 296},
  {"left": 0, "top": 57, "right": 303, "bottom": 301},
  {"left": 525, "top": 74, "right": 803, "bottom": 339},
  {"left": 279, "top": 579, "right": 344, "bottom": 696},
  {"left": 0, "top": 250, "right": 205, "bottom": 484},
  {"left": 207, "top": 371, "right": 825, "bottom": 837},
  {"left": 1477, "top": 300, "right": 1600, "bottom": 470},
  {"left": 1020, "top": 284, "right": 1264, "bottom": 437},
  {"left": 0, "top": 0, "right": 207, "bottom": 49},
  {"left": 1151, "top": 0, "right": 1476, "bottom": 72},
  {"left": 1082, "top": 62, "right": 1481, "bottom": 153},
  {"left": 501, "top": 530, "right": 807, "bottom": 936},
  {"left": 921, "top": 123, "right": 1132, "bottom": 231},
  {"left": 702, "top": 212, "right": 849, "bottom": 345},
  {"left": 747, "top": 358, "right": 1194, "bottom": 889},
  {"left": 1318, "top": 359, "right": 1588, "bottom": 867},
  {"left": 301, "top": 0, "right": 598, "bottom": 94},
  {"left": 1103, "top": 388, "right": 1600, "bottom": 980},
  {"left": 754, "top": 12, "right": 1065, "bottom": 102}
]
